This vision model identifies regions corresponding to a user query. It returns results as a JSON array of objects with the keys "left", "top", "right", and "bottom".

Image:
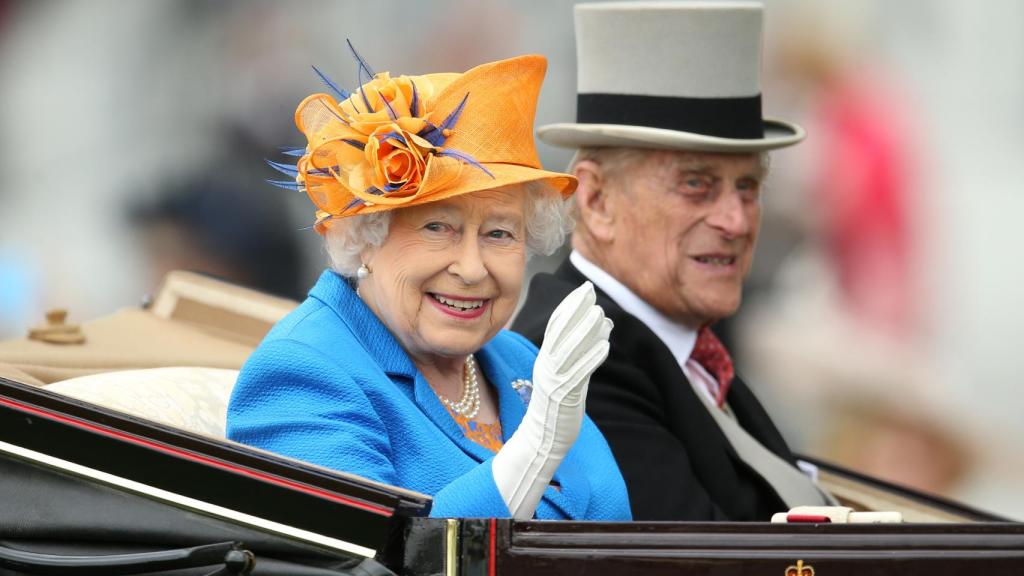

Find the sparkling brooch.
[{"left": 511, "top": 379, "right": 533, "bottom": 406}]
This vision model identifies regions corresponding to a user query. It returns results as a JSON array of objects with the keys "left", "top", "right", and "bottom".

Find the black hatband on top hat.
[{"left": 576, "top": 93, "right": 764, "bottom": 140}]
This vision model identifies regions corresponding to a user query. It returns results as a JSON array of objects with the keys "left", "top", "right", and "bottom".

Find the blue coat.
[{"left": 228, "top": 270, "right": 630, "bottom": 520}]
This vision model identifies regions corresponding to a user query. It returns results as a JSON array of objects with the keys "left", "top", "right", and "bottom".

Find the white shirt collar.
[{"left": 569, "top": 250, "right": 698, "bottom": 369}]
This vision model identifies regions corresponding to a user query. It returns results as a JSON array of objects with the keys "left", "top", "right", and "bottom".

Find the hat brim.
[
  {"left": 537, "top": 118, "right": 805, "bottom": 152},
  {"left": 429, "top": 162, "right": 578, "bottom": 201},
  {"left": 332, "top": 162, "right": 577, "bottom": 223}
]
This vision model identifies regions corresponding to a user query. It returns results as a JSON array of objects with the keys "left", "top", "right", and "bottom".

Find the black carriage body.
[
  {"left": 2, "top": 376, "right": 1023, "bottom": 576},
  {"left": 0, "top": 376, "right": 427, "bottom": 575}
]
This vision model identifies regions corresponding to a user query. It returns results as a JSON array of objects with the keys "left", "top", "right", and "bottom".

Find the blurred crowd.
[{"left": 1, "top": 0, "right": 1023, "bottom": 519}]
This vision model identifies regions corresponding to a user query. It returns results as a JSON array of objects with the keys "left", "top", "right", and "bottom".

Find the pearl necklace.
[{"left": 439, "top": 355, "right": 481, "bottom": 419}]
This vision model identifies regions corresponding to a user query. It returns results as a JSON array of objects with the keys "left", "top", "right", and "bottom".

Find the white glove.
[{"left": 492, "top": 282, "right": 612, "bottom": 519}]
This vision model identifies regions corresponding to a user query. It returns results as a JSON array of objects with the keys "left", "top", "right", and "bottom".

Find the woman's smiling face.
[{"left": 358, "top": 186, "right": 528, "bottom": 364}]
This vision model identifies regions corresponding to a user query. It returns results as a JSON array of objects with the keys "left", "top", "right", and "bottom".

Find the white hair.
[
  {"left": 324, "top": 210, "right": 391, "bottom": 278},
  {"left": 325, "top": 181, "right": 573, "bottom": 277}
]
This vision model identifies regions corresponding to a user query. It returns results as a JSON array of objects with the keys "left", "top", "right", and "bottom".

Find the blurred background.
[{"left": 0, "top": 0, "right": 1021, "bottom": 519}]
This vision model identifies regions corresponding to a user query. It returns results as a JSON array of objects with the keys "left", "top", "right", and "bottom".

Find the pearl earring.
[{"left": 356, "top": 264, "right": 371, "bottom": 280}]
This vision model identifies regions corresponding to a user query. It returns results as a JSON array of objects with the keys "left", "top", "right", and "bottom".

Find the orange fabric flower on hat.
[
  {"left": 292, "top": 65, "right": 481, "bottom": 230},
  {"left": 335, "top": 72, "right": 434, "bottom": 201}
]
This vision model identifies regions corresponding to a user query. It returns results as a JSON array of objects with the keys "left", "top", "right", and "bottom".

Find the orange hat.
[{"left": 271, "top": 50, "right": 576, "bottom": 234}]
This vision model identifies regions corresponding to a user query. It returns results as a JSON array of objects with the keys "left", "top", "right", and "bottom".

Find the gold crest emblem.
[{"left": 785, "top": 559, "right": 815, "bottom": 576}]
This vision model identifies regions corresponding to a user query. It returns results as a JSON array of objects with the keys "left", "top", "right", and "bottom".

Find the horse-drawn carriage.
[{"left": 1, "top": 272, "right": 1020, "bottom": 575}]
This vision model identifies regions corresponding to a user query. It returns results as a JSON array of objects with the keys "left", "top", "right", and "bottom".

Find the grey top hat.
[{"left": 539, "top": 1, "right": 804, "bottom": 152}]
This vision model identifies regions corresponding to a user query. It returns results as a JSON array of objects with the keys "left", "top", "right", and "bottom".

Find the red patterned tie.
[{"left": 690, "top": 327, "right": 734, "bottom": 407}]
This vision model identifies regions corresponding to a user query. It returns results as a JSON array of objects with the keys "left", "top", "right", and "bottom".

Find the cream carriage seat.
[
  {"left": 45, "top": 367, "right": 238, "bottom": 438},
  {"left": 12, "top": 271, "right": 297, "bottom": 438}
]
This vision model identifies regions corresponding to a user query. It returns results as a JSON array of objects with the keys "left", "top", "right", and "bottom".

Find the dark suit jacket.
[{"left": 512, "top": 260, "right": 796, "bottom": 521}]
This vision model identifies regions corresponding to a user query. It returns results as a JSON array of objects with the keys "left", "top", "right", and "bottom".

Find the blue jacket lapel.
[
  {"left": 411, "top": 373, "right": 498, "bottom": 464},
  {"left": 310, "top": 271, "right": 415, "bottom": 378}
]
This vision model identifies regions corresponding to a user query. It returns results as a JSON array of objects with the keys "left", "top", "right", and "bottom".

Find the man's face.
[{"left": 604, "top": 150, "right": 765, "bottom": 328}]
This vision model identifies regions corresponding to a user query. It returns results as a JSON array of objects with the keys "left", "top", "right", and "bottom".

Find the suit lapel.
[
  {"left": 554, "top": 261, "right": 771, "bottom": 494},
  {"left": 636, "top": 323, "right": 751, "bottom": 474},
  {"left": 727, "top": 376, "right": 796, "bottom": 464}
]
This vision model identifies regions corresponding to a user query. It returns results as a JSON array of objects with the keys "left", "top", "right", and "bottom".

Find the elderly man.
[{"left": 513, "top": 2, "right": 832, "bottom": 521}]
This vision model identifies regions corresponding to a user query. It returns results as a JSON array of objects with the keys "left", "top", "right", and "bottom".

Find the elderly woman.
[{"left": 227, "top": 53, "right": 630, "bottom": 521}]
